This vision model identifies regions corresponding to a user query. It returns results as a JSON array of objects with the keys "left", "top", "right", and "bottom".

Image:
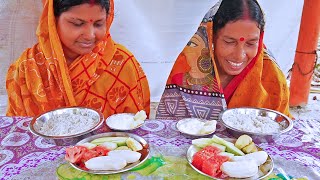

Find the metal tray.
[
  {"left": 186, "top": 144, "right": 274, "bottom": 179},
  {"left": 70, "top": 132, "right": 150, "bottom": 174}
]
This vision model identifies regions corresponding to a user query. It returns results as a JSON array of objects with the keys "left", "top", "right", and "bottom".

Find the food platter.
[
  {"left": 186, "top": 143, "right": 274, "bottom": 179},
  {"left": 70, "top": 132, "right": 149, "bottom": 174}
]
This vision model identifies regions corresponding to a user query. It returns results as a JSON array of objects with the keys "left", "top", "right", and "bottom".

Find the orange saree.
[
  {"left": 156, "top": 2, "right": 291, "bottom": 120},
  {"left": 6, "top": 0, "right": 150, "bottom": 117}
]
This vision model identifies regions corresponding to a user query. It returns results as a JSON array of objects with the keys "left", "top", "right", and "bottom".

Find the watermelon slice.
[
  {"left": 202, "top": 155, "right": 229, "bottom": 177},
  {"left": 202, "top": 158, "right": 220, "bottom": 177},
  {"left": 191, "top": 146, "right": 221, "bottom": 171},
  {"left": 65, "top": 146, "right": 88, "bottom": 164}
]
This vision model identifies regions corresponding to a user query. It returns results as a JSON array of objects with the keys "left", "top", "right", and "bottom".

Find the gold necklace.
[{"left": 185, "top": 72, "right": 214, "bottom": 85}]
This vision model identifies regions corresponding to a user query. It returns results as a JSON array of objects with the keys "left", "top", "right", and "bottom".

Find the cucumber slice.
[
  {"left": 212, "top": 135, "right": 244, "bottom": 156},
  {"left": 99, "top": 142, "right": 118, "bottom": 150},
  {"left": 126, "top": 137, "right": 143, "bottom": 151},
  {"left": 78, "top": 142, "right": 97, "bottom": 149},
  {"left": 218, "top": 152, "right": 235, "bottom": 160},
  {"left": 115, "top": 146, "right": 132, "bottom": 150},
  {"left": 210, "top": 142, "right": 226, "bottom": 152},
  {"left": 191, "top": 138, "right": 214, "bottom": 148},
  {"left": 90, "top": 137, "right": 128, "bottom": 146}
]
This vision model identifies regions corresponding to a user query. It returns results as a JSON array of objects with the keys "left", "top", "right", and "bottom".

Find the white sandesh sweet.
[
  {"left": 220, "top": 160, "right": 258, "bottom": 178},
  {"left": 108, "top": 150, "right": 141, "bottom": 163},
  {"left": 85, "top": 156, "right": 127, "bottom": 171},
  {"left": 231, "top": 151, "right": 268, "bottom": 166}
]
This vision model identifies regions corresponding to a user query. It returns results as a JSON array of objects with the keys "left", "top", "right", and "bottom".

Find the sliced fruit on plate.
[
  {"left": 81, "top": 149, "right": 99, "bottom": 162},
  {"left": 126, "top": 137, "right": 143, "bottom": 151},
  {"left": 212, "top": 135, "right": 244, "bottom": 156},
  {"left": 65, "top": 146, "right": 87, "bottom": 164},
  {"left": 201, "top": 158, "right": 221, "bottom": 177},
  {"left": 90, "top": 137, "right": 128, "bottom": 146},
  {"left": 241, "top": 142, "right": 258, "bottom": 154},
  {"left": 234, "top": 134, "right": 252, "bottom": 149},
  {"left": 191, "top": 146, "right": 221, "bottom": 170},
  {"left": 218, "top": 152, "right": 234, "bottom": 160},
  {"left": 91, "top": 146, "right": 110, "bottom": 156}
]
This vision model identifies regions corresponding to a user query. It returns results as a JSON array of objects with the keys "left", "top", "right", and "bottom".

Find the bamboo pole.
[{"left": 289, "top": 0, "right": 320, "bottom": 106}]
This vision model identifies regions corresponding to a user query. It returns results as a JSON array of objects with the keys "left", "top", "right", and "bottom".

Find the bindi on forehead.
[
  {"left": 239, "top": 37, "right": 245, "bottom": 41},
  {"left": 89, "top": 0, "right": 95, "bottom": 6}
]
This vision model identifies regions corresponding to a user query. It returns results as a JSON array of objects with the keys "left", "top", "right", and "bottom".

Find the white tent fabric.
[
  {"left": 111, "top": 0, "right": 303, "bottom": 101},
  {"left": 0, "top": 0, "right": 304, "bottom": 110}
]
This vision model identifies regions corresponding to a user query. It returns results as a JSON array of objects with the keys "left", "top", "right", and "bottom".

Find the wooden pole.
[{"left": 289, "top": 0, "right": 320, "bottom": 106}]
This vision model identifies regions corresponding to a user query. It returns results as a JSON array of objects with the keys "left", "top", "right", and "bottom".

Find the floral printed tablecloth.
[{"left": 0, "top": 116, "right": 319, "bottom": 180}]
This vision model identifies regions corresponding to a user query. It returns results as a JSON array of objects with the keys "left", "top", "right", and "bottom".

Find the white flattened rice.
[
  {"left": 35, "top": 110, "right": 99, "bottom": 136},
  {"left": 223, "top": 113, "right": 282, "bottom": 134}
]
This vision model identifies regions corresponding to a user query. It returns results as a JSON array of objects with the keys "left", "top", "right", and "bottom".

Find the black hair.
[
  {"left": 53, "top": 0, "right": 110, "bottom": 17},
  {"left": 213, "top": 0, "right": 265, "bottom": 34}
]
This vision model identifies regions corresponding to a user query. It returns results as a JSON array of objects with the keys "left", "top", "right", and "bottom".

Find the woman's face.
[
  {"left": 56, "top": 3, "right": 107, "bottom": 61},
  {"left": 214, "top": 19, "right": 260, "bottom": 76},
  {"left": 184, "top": 34, "right": 206, "bottom": 67}
]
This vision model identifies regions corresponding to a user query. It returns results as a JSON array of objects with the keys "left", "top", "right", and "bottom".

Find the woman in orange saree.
[
  {"left": 156, "top": 0, "right": 291, "bottom": 120},
  {"left": 6, "top": 0, "right": 150, "bottom": 117}
]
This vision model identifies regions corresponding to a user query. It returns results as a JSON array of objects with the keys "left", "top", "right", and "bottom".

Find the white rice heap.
[
  {"left": 223, "top": 113, "right": 282, "bottom": 134},
  {"left": 35, "top": 111, "right": 99, "bottom": 136}
]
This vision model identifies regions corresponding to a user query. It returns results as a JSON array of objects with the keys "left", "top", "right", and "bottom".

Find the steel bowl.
[
  {"left": 219, "top": 107, "right": 293, "bottom": 142},
  {"left": 29, "top": 107, "right": 105, "bottom": 146},
  {"left": 70, "top": 132, "right": 150, "bottom": 174},
  {"left": 106, "top": 113, "right": 145, "bottom": 131},
  {"left": 186, "top": 144, "right": 274, "bottom": 179},
  {"left": 176, "top": 118, "right": 217, "bottom": 137}
]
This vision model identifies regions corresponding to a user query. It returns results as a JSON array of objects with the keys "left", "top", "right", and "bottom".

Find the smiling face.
[
  {"left": 214, "top": 19, "right": 260, "bottom": 77},
  {"left": 56, "top": 3, "right": 107, "bottom": 62}
]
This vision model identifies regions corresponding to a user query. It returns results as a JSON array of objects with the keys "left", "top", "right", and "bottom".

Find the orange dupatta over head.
[
  {"left": 156, "top": 1, "right": 291, "bottom": 120},
  {"left": 6, "top": 0, "right": 150, "bottom": 117}
]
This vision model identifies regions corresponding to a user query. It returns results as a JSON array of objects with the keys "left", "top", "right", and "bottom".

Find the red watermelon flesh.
[
  {"left": 202, "top": 155, "right": 229, "bottom": 177},
  {"left": 192, "top": 146, "right": 230, "bottom": 178},
  {"left": 191, "top": 146, "right": 221, "bottom": 170}
]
